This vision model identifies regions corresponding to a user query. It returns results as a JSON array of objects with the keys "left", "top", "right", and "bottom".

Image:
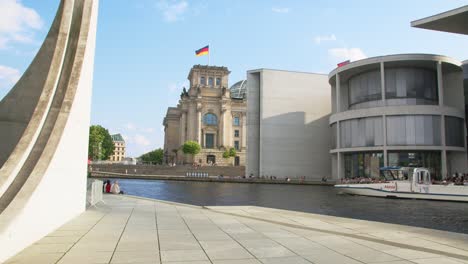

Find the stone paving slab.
[{"left": 5, "top": 194, "right": 468, "bottom": 264}]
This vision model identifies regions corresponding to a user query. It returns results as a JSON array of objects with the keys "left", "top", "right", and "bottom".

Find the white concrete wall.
[
  {"left": 246, "top": 72, "right": 261, "bottom": 177},
  {"left": 247, "top": 69, "right": 331, "bottom": 180},
  {"left": 0, "top": 0, "right": 98, "bottom": 262}
]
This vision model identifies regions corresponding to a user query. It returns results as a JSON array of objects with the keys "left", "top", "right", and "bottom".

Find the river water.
[{"left": 114, "top": 178, "right": 468, "bottom": 234}]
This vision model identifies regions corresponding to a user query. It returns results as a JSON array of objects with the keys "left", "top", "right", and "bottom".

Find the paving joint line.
[
  {"left": 205, "top": 208, "right": 468, "bottom": 262},
  {"left": 200, "top": 209, "right": 263, "bottom": 262},
  {"left": 154, "top": 202, "right": 162, "bottom": 264},
  {"left": 108, "top": 206, "right": 135, "bottom": 264},
  {"left": 53, "top": 208, "right": 110, "bottom": 264},
  {"left": 174, "top": 206, "right": 214, "bottom": 264}
]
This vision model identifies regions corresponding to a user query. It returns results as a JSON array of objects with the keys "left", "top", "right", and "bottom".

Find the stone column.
[
  {"left": 219, "top": 109, "right": 225, "bottom": 147},
  {"left": 241, "top": 112, "right": 247, "bottom": 150},
  {"left": 197, "top": 110, "right": 202, "bottom": 145},
  {"left": 179, "top": 111, "right": 186, "bottom": 146}
]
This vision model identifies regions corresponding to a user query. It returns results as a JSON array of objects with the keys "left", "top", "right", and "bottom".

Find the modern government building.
[{"left": 329, "top": 54, "right": 467, "bottom": 180}]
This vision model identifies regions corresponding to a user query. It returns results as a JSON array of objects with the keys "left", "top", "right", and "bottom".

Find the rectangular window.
[
  {"left": 234, "top": 140, "right": 240, "bottom": 150},
  {"left": 234, "top": 130, "right": 239, "bottom": 137},
  {"left": 208, "top": 77, "right": 214, "bottom": 87},
  {"left": 200, "top": 76, "right": 206, "bottom": 85},
  {"left": 216, "top": 77, "right": 221, "bottom": 86},
  {"left": 205, "top": 133, "right": 214, "bottom": 148},
  {"left": 233, "top": 116, "right": 240, "bottom": 126}
]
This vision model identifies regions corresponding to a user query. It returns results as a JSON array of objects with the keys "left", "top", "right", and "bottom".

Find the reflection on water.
[{"left": 115, "top": 179, "right": 468, "bottom": 234}]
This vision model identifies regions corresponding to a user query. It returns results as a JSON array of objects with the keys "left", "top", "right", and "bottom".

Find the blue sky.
[{"left": 1, "top": 0, "right": 468, "bottom": 157}]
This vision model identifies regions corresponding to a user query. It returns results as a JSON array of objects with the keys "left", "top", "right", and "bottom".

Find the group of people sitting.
[
  {"left": 441, "top": 173, "right": 468, "bottom": 185},
  {"left": 340, "top": 177, "right": 389, "bottom": 184},
  {"left": 103, "top": 180, "right": 124, "bottom": 194}
]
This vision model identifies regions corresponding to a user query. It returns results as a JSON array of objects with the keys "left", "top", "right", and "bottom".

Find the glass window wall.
[
  {"left": 387, "top": 151, "right": 441, "bottom": 180},
  {"left": 445, "top": 116, "right": 465, "bottom": 147},
  {"left": 385, "top": 67, "right": 437, "bottom": 105},
  {"left": 340, "top": 117, "right": 383, "bottom": 148},
  {"left": 348, "top": 70, "right": 382, "bottom": 106},
  {"left": 386, "top": 115, "right": 440, "bottom": 146},
  {"left": 344, "top": 152, "right": 383, "bottom": 178}
]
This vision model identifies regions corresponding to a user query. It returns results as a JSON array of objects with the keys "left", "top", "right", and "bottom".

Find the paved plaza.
[{"left": 6, "top": 194, "right": 468, "bottom": 264}]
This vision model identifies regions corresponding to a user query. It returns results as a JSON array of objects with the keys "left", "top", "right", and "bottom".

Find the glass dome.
[{"left": 230, "top": 80, "right": 247, "bottom": 99}]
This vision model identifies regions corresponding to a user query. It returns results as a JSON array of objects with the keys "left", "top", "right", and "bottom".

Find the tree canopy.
[
  {"left": 182, "top": 141, "right": 201, "bottom": 155},
  {"left": 88, "top": 125, "right": 114, "bottom": 160},
  {"left": 223, "top": 147, "right": 236, "bottom": 159},
  {"left": 139, "top": 148, "right": 164, "bottom": 164}
]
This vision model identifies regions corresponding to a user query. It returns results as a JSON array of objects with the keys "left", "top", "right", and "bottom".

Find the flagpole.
[{"left": 208, "top": 44, "right": 210, "bottom": 66}]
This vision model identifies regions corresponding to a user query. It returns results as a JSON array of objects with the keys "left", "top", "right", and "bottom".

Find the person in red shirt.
[{"left": 105, "top": 180, "right": 111, "bottom": 193}]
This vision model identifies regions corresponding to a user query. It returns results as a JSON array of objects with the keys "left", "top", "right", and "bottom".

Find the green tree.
[
  {"left": 88, "top": 125, "right": 114, "bottom": 160},
  {"left": 223, "top": 147, "right": 236, "bottom": 159},
  {"left": 139, "top": 148, "right": 164, "bottom": 164},
  {"left": 182, "top": 141, "right": 201, "bottom": 155}
]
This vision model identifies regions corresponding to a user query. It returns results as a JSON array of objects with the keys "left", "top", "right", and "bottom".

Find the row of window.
[
  {"left": 343, "top": 151, "right": 442, "bottom": 179},
  {"left": 331, "top": 115, "right": 464, "bottom": 148},
  {"left": 347, "top": 67, "right": 438, "bottom": 108},
  {"left": 203, "top": 113, "right": 241, "bottom": 126},
  {"left": 204, "top": 133, "right": 241, "bottom": 150},
  {"left": 200, "top": 76, "right": 222, "bottom": 87}
]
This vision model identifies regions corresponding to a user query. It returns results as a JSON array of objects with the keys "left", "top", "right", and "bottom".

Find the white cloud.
[
  {"left": 328, "top": 48, "right": 367, "bottom": 62},
  {"left": 0, "top": 65, "right": 20, "bottom": 89},
  {"left": 168, "top": 80, "right": 189, "bottom": 93},
  {"left": 0, "top": 0, "right": 43, "bottom": 49},
  {"left": 314, "top": 34, "right": 336, "bottom": 45},
  {"left": 272, "top": 7, "right": 290, "bottom": 13},
  {"left": 125, "top": 122, "right": 136, "bottom": 130},
  {"left": 142, "top": 127, "right": 155, "bottom": 133},
  {"left": 157, "top": 0, "right": 188, "bottom": 22},
  {"left": 134, "top": 134, "right": 151, "bottom": 147}
]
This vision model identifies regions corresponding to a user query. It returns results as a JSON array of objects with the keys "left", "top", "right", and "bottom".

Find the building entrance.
[
  {"left": 234, "top": 156, "right": 240, "bottom": 166},
  {"left": 207, "top": 155, "right": 216, "bottom": 165}
]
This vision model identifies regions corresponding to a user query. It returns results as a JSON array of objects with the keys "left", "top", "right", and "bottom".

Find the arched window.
[{"left": 204, "top": 113, "right": 217, "bottom": 125}]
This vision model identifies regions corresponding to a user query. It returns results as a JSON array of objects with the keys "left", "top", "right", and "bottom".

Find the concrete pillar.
[
  {"left": 442, "top": 150, "right": 448, "bottom": 179},
  {"left": 383, "top": 114, "right": 388, "bottom": 167},
  {"left": 437, "top": 61, "right": 444, "bottom": 106},
  {"left": 179, "top": 112, "right": 186, "bottom": 146},
  {"left": 336, "top": 74, "right": 341, "bottom": 112},
  {"left": 441, "top": 114, "right": 447, "bottom": 179},
  {"left": 241, "top": 113, "right": 247, "bottom": 149},
  {"left": 380, "top": 62, "right": 386, "bottom": 102},
  {"left": 337, "top": 152, "right": 343, "bottom": 180}
]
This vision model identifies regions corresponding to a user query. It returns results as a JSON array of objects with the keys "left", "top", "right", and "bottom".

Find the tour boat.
[{"left": 335, "top": 167, "right": 468, "bottom": 202}]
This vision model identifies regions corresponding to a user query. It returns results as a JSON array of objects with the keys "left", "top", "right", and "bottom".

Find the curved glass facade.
[
  {"left": 340, "top": 117, "right": 383, "bottom": 148},
  {"left": 385, "top": 68, "right": 438, "bottom": 105},
  {"left": 348, "top": 70, "right": 381, "bottom": 106},
  {"left": 386, "top": 115, "right": 441, "bottom": 146}
]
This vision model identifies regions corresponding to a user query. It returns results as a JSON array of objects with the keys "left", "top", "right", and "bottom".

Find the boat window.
[{"left": 422, "top": 171, "right": 431, "bottom": 184}]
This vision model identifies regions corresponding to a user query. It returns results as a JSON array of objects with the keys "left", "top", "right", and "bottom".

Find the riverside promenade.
[{"left": 6, "top": 195, "right": 468, "bottom": 264}]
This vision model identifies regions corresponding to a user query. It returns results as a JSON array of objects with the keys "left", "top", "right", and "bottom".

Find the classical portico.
[{"left": 163, "top": 65, "right": 247, "bottom": 166}]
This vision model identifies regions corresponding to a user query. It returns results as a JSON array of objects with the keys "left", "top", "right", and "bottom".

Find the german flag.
[{"left": 195, "top": 45, "right": 209, "bottom": 56}]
